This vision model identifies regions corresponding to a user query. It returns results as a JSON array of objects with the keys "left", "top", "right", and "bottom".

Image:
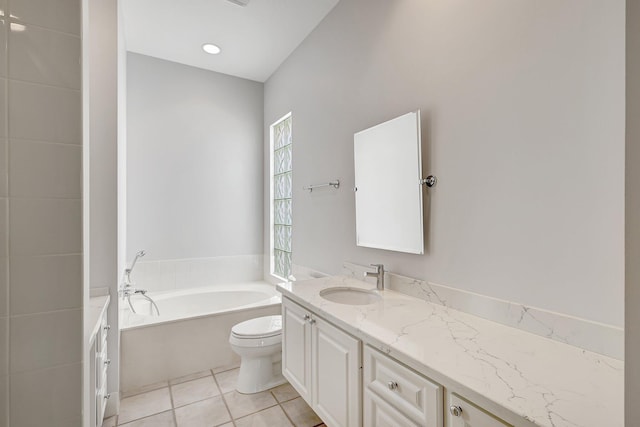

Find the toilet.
[{"left": 229, "top": 315, "right": 286, "bottom": 394}]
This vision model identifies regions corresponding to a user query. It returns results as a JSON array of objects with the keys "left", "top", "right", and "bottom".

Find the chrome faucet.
[
  {"left": 364, "top": 264, "right": 385, "bottom": 290},
  {"left": 121, "top": 250, "right": 160, "bottom": 316}
]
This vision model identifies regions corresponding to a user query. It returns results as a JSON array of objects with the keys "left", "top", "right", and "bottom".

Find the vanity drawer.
[
  {"left": 365, "top": 388, "right": 421, "bottom": 427},
  {"left": 364, "top": 345, "right": 443, "bottom": 427}
]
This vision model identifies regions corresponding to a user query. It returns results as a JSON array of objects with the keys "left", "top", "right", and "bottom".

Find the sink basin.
[{"left": 319, "top": 287, "right": 381, "bottom": 305}]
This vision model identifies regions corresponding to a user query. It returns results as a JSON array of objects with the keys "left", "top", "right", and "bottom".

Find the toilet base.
[{"left": 235, "top": 355, "right": 286, "bottom": 394}]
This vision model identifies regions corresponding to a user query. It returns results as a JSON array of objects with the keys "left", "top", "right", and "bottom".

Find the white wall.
[
  {"left": 86, "top": 0, "right": 120, "bottom": 418},
  {"left": 264, "top": 0, "right": 625, "bottom": 327},
  {"left": 626, "top": 0, "right": 640, "bottom": 423},
  {"left": 127, "top": 53, "right": 264, "bottom": 262}
]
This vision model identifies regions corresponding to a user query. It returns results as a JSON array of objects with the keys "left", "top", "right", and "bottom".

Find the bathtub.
[{"left": 120, "top": 281, "right": 281, "bottom": 392}]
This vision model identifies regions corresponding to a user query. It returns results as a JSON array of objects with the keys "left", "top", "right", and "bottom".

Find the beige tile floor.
[{"left": 103, "top": 367, "right": 326, "bottom": 427}]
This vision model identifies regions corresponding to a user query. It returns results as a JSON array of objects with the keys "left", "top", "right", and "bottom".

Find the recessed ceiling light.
[{"left": 202, "top": 43, "right": 221, "bottom": 55}]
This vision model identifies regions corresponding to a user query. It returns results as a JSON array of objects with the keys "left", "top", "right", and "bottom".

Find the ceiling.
[{"left": 121, "top": 0, "right": 340, "bottom": 82}]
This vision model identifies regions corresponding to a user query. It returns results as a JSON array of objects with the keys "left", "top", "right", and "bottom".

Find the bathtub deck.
[{"left": 104, "top": 365, "right": 326, "bottom": 427}]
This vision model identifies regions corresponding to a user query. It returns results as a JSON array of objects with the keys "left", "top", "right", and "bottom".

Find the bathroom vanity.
[
  {"left": 86, "top": 295, "right": 112, "bottom": 427},
  {"left": 277, "top": 276, "right": 623, "bottom": 427}
]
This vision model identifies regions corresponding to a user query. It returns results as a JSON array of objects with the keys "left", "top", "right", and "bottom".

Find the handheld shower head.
[{"left": 128, "top": 250, "right": 146, "bottom": 273}]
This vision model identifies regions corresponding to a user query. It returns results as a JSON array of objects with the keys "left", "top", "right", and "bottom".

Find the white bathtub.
[
  {"left": 121, "top": 282, "right": 281, "bottom": 329},
  {"left": 120, "top": 281, "right": 281, "bottom": 392}
]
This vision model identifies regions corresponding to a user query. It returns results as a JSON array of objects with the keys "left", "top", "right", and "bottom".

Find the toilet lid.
[{"left": 231, "top": 315, "right": 282, "bottom": 338}]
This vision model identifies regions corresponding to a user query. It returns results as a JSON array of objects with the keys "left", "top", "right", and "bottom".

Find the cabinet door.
[
  {"left": 448, "top": 393, "right": 512, "bottom": 427},
  {"left": 365, "top": 389, "right": 420, "bottom": 427},
  {"left": 282, "top": 299, "right": 313, "bottom": 402},
  {"left": 312, "top": 316, "right": 361, "bottom": 427}
]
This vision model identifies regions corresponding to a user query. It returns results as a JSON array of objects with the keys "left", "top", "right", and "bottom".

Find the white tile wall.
[
  {"left": 0, "top": 140, "right": 7, "bottom": 197},
  {"left": 0, "top": 6, "right": 6, "bottom": 422},
  {"left": 10, "top": 362, "right": 82, "bottom": 427},
  {"left": 2, "top": 0, "right": 83, "bottom": 424},
  {"left": 0, "top": 18, "right": 6, "bottom": 78},
  {"left": 0, "top": 258, "right": 6, "bottom": 318},
  {"left": 8, "top": 80, "right": 81, "bottom": 144},
  {"left": 9, "top": 140, "right": 82, "bottom": 198},
  {"left": 9, "top": 23, "right": 81, "bottom": 89},
  {"left": 10, "top": 255, "right": 82, "bottom": 315},
  {"left": 0, "top": 318, "right": 6, "bottom": 376},
  {"left": 9, "top": 198, "right": 81, "bottom": 255},
  {"left": 10, "top": 309, "right": 82, "bottom": 373},
  {"left": 9, "top": 0, "right": 80, "bottom": 35},
  {"left": 0, "top": 375, "right": 6, "bottom": 427},
  {"left": 133, "top": 255, "right": 264, "bottom": 293},
  {"left": 0, "top": 81, "right": 5, "bottom": 137}
]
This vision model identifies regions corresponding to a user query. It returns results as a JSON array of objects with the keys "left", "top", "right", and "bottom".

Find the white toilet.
[{"left": 229, "top": 315, "right": 286, "bottom": 394}]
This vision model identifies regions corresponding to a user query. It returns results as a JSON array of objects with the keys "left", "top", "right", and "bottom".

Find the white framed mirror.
[{"left": 354, "top": 110, "right": 424, "bottom": 254}]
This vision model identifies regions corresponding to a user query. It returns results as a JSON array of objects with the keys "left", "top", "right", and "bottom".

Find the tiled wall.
[
  {"left": 132, "top": 255, "right": 264, "bottom": 294},
  {"left": 0, "top": 0, "right": 83, "bottom": 425}
]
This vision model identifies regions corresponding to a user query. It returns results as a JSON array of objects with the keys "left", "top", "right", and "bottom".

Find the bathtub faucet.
[
  {"left": 121, "top": 250, "right": 160, "bottom": 316},
  {"left": 122, "top": 287, "right": 160, "bottom": 316}
]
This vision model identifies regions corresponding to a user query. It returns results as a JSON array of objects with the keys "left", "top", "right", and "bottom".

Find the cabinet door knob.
[
  {"left": 449, "top": 405, "right": 463, "bottom": 417},
  {"left": 309, "top": 318, "right": 316, "bottom": 325},
  {"left": 103, "top": 325, "right": 111, "bottom": 331},
  {"left": 387, "top": 381, "right": 398, "bottom": 390},
  {"left": 303, "top": 314, "right": 311, "bottom": 321},
  {"left": 104, "top": 393, "right": 111, "bottom": 400},
  {"left": 104, "top": 359, "right": 111, "bottom": 366}
]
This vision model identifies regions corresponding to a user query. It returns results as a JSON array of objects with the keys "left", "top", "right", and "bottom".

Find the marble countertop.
[
  {"left": 86, "top": 295, "right": 110, "bottom": 345},
  {"left": 277, "top": 276, "right": 623, "bottom": 427}
]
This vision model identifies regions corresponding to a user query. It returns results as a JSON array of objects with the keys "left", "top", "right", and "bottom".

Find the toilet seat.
[
  {"left": 231, "top": 315, "right": 282, "bottom": 339},
  {"left": 230, "top": 315, "right": 282, "bottom": 348}
]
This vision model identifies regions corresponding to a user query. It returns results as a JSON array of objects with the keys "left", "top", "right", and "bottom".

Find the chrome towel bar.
[{"left": 303, "top": 180, "right": 340, "bottom": 192}]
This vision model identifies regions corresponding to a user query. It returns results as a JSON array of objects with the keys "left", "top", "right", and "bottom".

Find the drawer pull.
[
  {"left": 449, "top": 405, "right": 462, "bottom": 417},
  {"left": 387, "top": 381, "right": 398, "bottom": 390},
  {"left": 104, "top": 359, "right": 111, "bottom": 366},
  {"left": 303, "top": 314, "right": 311, "bottom": 321},
  {"left": 309, "top": 318, "right": 316, "bottom": 325},
  {"left": 104, "top": 393, "right": 111, "bottom": 400},
  {"left": 103, "top": 325, "right": 111, "bottom": 331}
]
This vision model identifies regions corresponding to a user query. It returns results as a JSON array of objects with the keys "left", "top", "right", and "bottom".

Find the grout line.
[
  {"left": 7, "top": 136, "right": 82, "bottom": 147},
  {"left": 115, "top": 410, "right": 172, "bottom": 427},
  {"left": 212, "top": 369, "right": 237, "bottom": 427},
  {"left": 8, "top": 305, "right": 83, "bottom": 319},
  {"left": 231, "top": 404, "right": 280, "bottom": 426},
  {"left": 276, "top": 396, "right": 296, "bottom": 427},
  {"left": 167, "top": 382, "right": 179, "bottom": 427},
  {"left": 6, "top": 16, "right": 80, "bottom": 38},
  {"left": 120, "top": 382, "right": 169, "bottom": 399},
  {"left": 171, "top": 392, "right": 224, "bottom": 410},
  {"left": 4, "top": 75, "right": 81, "bottom": 93}
]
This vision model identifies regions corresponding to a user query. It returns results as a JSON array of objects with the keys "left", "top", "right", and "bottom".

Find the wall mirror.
[{"left": 354, "top": 110, "right": 424, "bottom": 254}]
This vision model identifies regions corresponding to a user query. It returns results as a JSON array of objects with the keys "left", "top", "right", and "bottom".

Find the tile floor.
[{"left": 103, "top": 366, "right": 326, "bottom": 427}]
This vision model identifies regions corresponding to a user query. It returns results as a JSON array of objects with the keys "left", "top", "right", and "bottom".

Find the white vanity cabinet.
[
  {"left": 364, "top": 345, "right": 443, "bottom": 427},
  {"left": 95, "top": 308, "right": 111, "bottom": 426},
  {"left": 282, "top": 297, "right": 362, "bottom": 427},
  {"left": 446, "top": 393, "right": 512, "bottom": 427},
  {"left": 88, "top": 295, "right": 111, "bottom": 427}
]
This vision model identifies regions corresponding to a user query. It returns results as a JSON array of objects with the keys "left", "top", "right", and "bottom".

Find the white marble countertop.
[
  {"left": 86, "top": 295, "right": 110, "bottom": 345},
  {"left": 277, "top": 276, "right": 623, "bottom": 427}
]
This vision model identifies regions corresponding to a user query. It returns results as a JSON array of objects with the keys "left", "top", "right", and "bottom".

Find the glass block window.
[{"left": 271, "top": 114, "right": 292, "bottom": 279}]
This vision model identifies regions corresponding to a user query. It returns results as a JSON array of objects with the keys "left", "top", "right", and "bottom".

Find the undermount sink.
[{"left": 319, "top": 287, "right": 381, "bottom": 305}]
